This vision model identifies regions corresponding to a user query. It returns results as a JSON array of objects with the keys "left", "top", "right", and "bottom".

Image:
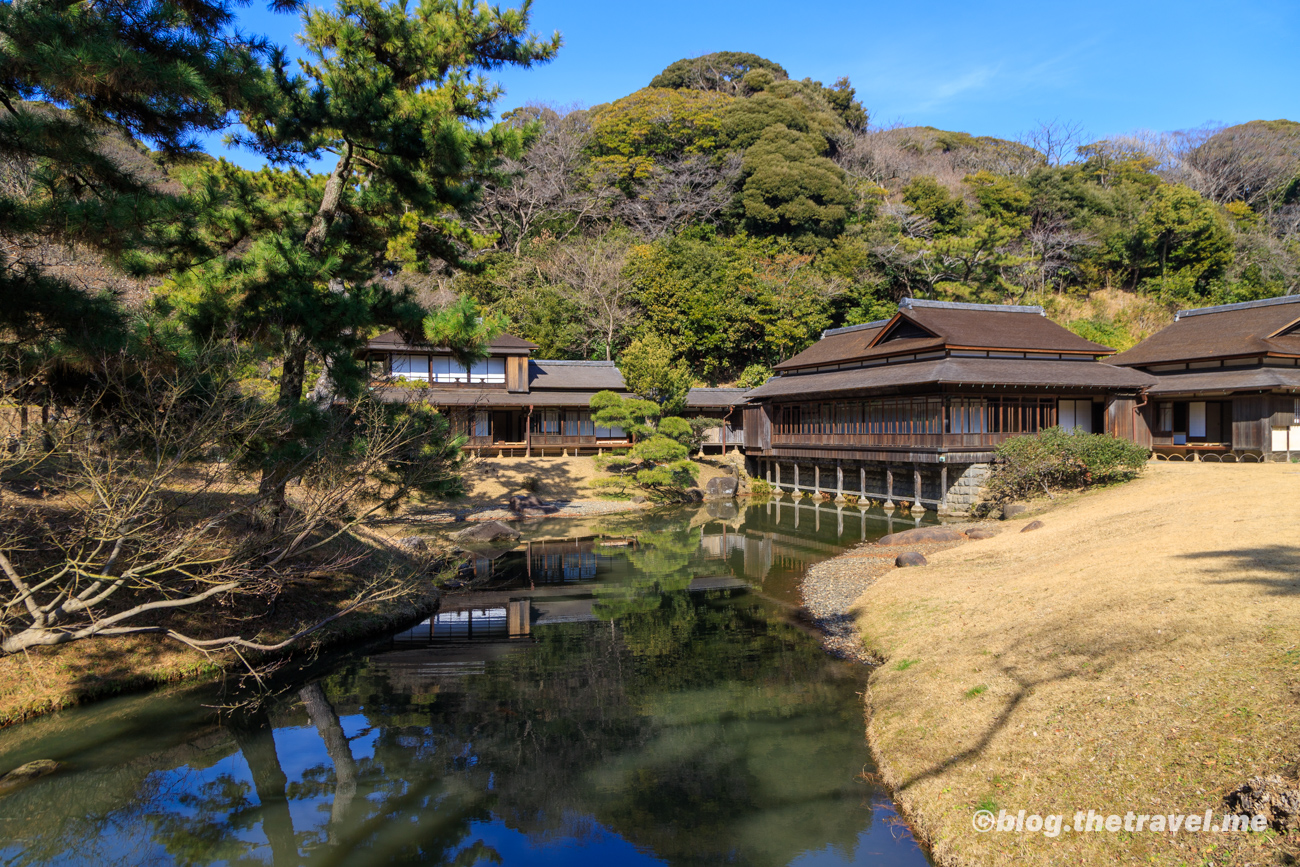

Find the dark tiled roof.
[
  {"left": 901, "top": 304, "right": 1112, "bottom": 353},
  {"left": 746, "top": 357, "right": 1153, "bottom": 400},
  {"left": 686, "top": 387, "right": 751, "bottom": 408},
  {"left": 374, "top": 388, "right": 623, "bottom": 407},
  {"left": 773, "top": 300, "right": 1111, "bottom": 372},
  {"left": 366, "top": 330, "right": 537, "bottom": 354},
  {"left": 1110, "top": 296, "right": 1300, "bottom": 367},
  {"left": 528, "top": 360, "right": 625, "bottom": 391},
  {"left": 1142, "top": 366, "right": 1300, "bottom": 395}
]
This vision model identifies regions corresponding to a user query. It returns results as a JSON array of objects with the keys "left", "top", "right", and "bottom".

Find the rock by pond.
[{"left": 877, "top": 526, "right": 968, "bottom": 546}]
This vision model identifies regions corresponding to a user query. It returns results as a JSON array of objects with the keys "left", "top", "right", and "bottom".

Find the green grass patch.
[{"left": 965, "top": 684, "right": 988, "bottom": 698}]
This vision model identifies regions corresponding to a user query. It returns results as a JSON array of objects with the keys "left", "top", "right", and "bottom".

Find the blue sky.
[{"left": 221, "top": 0, "right": 1299, "bottom": 169}]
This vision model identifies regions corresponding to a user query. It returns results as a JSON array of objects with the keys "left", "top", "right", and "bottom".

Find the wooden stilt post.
[
  {"left": 814, "top": 465, "right": 820, "bottom": 497},
  {"left": 913, "top": 465, "right": 927, "bottom": 514},
  {"left": 775, "top": 462, "right": 781, "bottom": 491},
  {"left": 794, "top": 464, "right": 801, "bottom": 496},
  {"left": 883, "top": 466, "right": 895, "bottom": 511},
  {"left": 835, "top": 462, "right": 845, "bottom": 502},
  {"left": 940, "top": 464, "right": 949, "bottom": 513},
  {"left": 859, "top": 466, "right": 867, "bottom": 502}
]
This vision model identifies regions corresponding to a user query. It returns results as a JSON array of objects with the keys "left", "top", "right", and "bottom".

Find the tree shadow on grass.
[{"left": 1175, "top": 545, "right": 1300, "bottom": 597}]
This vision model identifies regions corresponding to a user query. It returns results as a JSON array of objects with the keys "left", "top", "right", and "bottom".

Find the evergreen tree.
[
  {"left": 169, "top": 0, "right": 560, "bottom": 508},
  {"left": 0, "top": 0, "right": 275, "bottom": 360}
]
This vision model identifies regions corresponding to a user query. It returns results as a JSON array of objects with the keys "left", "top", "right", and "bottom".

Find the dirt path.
[{"left": 839, "top": 463, "right": 1300, "bottom": 867}]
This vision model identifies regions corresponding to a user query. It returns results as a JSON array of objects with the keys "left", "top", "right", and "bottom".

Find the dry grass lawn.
[
  {"left": 855, "top": 462, "right": 1300, "bottom": 866},
  {"left": 453, "top": 454, "right": 739, "bottom": 507}
]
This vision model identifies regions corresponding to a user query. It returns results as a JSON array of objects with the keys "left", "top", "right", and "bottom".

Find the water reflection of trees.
[{"left": 0, "top": 522, "right": 885, "bottom": 867}]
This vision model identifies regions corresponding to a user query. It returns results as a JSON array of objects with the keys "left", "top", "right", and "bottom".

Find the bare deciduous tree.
[
  {"left": 472, "top": 104, "right": 612, "bottom": 254},
  {"left": 1018, "top": 118, "right": 1086, "bottom": 167},
  {"left": 612, "top": 153, "right": 741, "bottom": 239},
  {"left": 0, "top": 352, "right": 455, "bottom": 658},
  {"left": 541, "top": 234, "right": 637, "bottom": 360}
]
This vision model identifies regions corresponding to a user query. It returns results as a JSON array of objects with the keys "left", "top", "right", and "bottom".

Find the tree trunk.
[
  {"left": 300, "top": 682, "right": 359, "bottom": 839},
  {"left": 233, "top": 713, "right": 298, "bottom": 867},
  {"left": 259, "top": 337, "right": 310, "bottom": 517}
]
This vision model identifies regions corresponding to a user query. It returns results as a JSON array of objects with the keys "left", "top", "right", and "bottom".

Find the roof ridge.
[
  {"left": 821, "top": 319, "right": 891, "bottom": 338},
  {"left": 1175, "top": 294, "right": 1300, "bottom": 320},
  {"left": 531, "top": 359, "right": 618, "bottom": 366},
  {"left": 900, "top": 297, "right": 1045, "bottom": 316}
]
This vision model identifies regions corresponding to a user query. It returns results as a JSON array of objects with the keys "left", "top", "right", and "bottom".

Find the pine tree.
[
  {"left": 168, "top": 0, "right": 560, "bottom": 509},
  {"left": 0, "top": 0, "right": 276, "bottom": 359}
]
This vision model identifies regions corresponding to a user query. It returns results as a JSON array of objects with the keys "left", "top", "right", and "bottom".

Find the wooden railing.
[
  {"left": 771, "top": 431, "right": 1021, "bottom": 450},
  {"left": 464, "top": 435, "right": 632, "bottom": 448}
]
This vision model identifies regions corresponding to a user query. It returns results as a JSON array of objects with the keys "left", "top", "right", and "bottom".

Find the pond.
[{"left": 0, "top": 500, "right": 936, "bottom": 867}]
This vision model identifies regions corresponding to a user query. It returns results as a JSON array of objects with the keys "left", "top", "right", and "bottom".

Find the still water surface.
[{"left": 0, "top": 500, "right": 936, "bottom": 866}]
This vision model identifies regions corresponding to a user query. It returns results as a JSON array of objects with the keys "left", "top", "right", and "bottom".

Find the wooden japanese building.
[
  {"left": 740, "top": 298, "right": 1154, "bottom": 514},
  {"left": 1109, "top": 295, "right": 1300, "bottom": 460},
  {"left": 363, "top": 331, "right": 631, "bottom": 455},
  {"left": 685, "top": 387, "right": 749, "bottom": 453}
]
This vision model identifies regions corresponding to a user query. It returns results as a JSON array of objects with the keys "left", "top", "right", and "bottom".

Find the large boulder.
[
  {"left": 1002, "top": 503, "right": 1028, "bottom": 520},
  {"left": 965, "top": 527, "right": 1000, "bottom": 540},
  {"left": 509, "top": 493, "right": 556, "bottom": 517},
  {"left": 397, "top": 536, "right": 429, "bottom": 553},
  {"left": 705, "top": 476, "right": 739, "bottom": 500},
  {"left": 877, "top": 526, "right": 968, "bottom": 546},
  {"left": 895, "top": 552, "right": 928, "bottom": 567},
  {"left": 454, "top": 521, "right": 521, "bottom": 545},
  {"left": 682, "top": 488, "right": 705, "bottom": 503},
  {"left": 1020, "top": 520, "right": 1044, "bottom": 533}
]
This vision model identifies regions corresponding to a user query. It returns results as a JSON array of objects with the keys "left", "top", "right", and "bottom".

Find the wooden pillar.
[
  {"left": 836, "top": 504, "right": 844, "bottom": 537},
  {"left": 913, "top": 465, "right": 927, "bottom": 513},
  {"left": 814, "top": 464, "right": 821, "bottom": 496},
  {"left": 794, "top": 464, "right": 800, "bottom": 496},
  {"left": 883, "top": 466, "right": 895, "bottom": 510},
  {"left": 940, "top": 464, "right": 949, "bottom": 512},
  {"left": 835, "top": 462, "right": 844, "bottom": 502},
  {"left": 525, "top": 406, "right": 533, "bottom": 458},
  {"left": 859, "top": 466, "right": 867, "bottom": 501},
  {"left": 765, "top": 462, "right": 772, "bottom": 484},
  {"left": 775, "top": 462, "right": 781, "bottom": 491}
]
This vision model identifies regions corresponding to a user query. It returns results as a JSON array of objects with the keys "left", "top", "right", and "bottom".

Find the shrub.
[
  {"left": 749, "top": 477, "right": 773, "bottom": 496},
  {"left": 984, "top": 427, "right": 1150, "bottom": 503}
]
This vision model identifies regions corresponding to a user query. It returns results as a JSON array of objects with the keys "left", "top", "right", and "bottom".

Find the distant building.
[
  {"left": 362, "top": 331, "right": 630, "bottom": 455},
  {"left": 740, "top": 298, "right": 1153, "bottom": 514},
  {"left": 1109, "top": 295, "right": 1300, "bottom": 459}
]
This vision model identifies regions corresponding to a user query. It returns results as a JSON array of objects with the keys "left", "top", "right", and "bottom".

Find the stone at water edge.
[
  {"left": 895, "top": 552, "right": 928, "bottom": 567},
  {"left": 508, "top": 493, "right": 544, "bottom": 512},
  {"left": 965, "top": 527, "right": 1000, "bottom": 540},
  {"left": 454, "top": 521, "right": 521, "bottom": 544},
  {"left": 630, "top": 495, "right": 648, "bottom": 504},
  {"left": 398, "top": 536, "right": 429, "bottom": 553},
  {"left": 1020, "top": 520, "right": 1044, "bottom": 533},
  {"left": 1002, "top": 503, "right": 1028, "bottom": 520},
  {"left": 0, "top": 760, "right": 62, "bottom": 795},
  {"left": 877, "top": 526, "right": 967, "bottom": 546},
  {"left": 704, "top": 475, "right": 739, "bottom": 499},
  {"left": 682, "top": 488, "right": 704, "bottom": 503}
]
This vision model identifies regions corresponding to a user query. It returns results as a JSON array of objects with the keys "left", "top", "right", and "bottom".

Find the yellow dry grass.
[
  {"left": 453, "top": 454, "right": 737, "bottom": 507},
  {"left": 854, "top": 462, "right": 1300, "bottom": 866}
]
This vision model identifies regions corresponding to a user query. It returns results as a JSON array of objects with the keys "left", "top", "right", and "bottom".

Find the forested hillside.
[{"left": 447, "top": 52, "right": 1300, "bottom": 385}]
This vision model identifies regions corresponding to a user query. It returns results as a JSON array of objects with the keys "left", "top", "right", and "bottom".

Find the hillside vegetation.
[{"left": 454, "top": 53, "right": 1300, "bottom": 379}]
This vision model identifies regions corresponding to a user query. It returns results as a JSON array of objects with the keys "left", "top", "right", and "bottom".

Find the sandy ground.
[
  {"left": 849, "top": 463, "right": 1300, "bottom": 867},
  {"left": 398, "top": 454, "right": 742, "bottom": 522}
]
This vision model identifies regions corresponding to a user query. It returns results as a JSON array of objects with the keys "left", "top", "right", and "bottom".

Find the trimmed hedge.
[{"left": 984, "top": 427, "right": 1150, "bottom": 503}]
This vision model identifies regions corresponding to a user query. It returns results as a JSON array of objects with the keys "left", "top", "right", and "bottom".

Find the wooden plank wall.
[
  {"left": 1105, "top": 396, "right": 1153, "bottom": 447},
  {"left": 742, "top": 405, "right": 770, "bottom": 451},
  {"left": 1232, "top": 395, "right": 1269, "bottom": 452},
  {"left": 507, "top": 356, "right": 528, "bottom": 393}
]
